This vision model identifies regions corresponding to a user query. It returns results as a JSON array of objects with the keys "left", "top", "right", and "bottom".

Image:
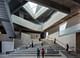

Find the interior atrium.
[{"left": 0, "top": 0, "right": 80, "bottom": 58}]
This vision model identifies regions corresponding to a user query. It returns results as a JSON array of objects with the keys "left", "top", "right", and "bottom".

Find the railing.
[
  {"left": 56, "top": 39, "right": 65, "bottom": 46},
  {"left": 46, "top": 37, "right": 80, "bottom": 54},
  {"left": 48, "top": 37, "right": 65, "bottom": 46},
  {"left": 47, "top": 37, "right": 77, "bottom": 52}
]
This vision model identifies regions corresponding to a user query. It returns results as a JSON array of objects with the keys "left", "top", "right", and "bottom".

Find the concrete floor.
[{"left": 0, "top": 52, "right": 67, "bottom": 58}]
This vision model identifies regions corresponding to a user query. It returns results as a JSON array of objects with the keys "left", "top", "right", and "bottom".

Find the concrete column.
[
  {"left": 0, "top": 0, "right": 15, "bottom": 38},
  {"left": 1, "top": 21, "right": 15, "bottom": 38},
  {"left": 0, "top": 0, "right": 9, "bottom": 22}
]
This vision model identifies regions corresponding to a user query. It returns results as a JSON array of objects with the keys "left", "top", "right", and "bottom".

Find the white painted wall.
[
  {"left": 2, "top": 41, "right": 14, "bottom": 53},
  {"left": 49, "top": 32, "right": 76, "bottom": 51}
]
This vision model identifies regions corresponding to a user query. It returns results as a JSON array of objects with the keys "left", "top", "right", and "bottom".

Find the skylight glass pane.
[
  {"left": 28, "top": 2, "right": 38, "bottom": 14},
  {"left": 23, "top": 1, "right": 49, "bottom": 19}
]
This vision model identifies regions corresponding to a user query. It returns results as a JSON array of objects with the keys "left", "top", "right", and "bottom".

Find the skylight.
[
  {"left": 23, "top": 2, "right": 49, "bottom": 19},
  {"left": 28, "top": 2, "right": 38, "bottom": 14}
]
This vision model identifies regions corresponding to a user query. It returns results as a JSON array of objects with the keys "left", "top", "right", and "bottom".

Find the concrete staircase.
[{"left": 8, "top": 43, "right": 63, "bottom": 56}]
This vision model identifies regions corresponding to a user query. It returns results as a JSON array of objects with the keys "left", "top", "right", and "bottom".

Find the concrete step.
[{"left": 9, "top": 53, "right": 61, "bottom": 56}]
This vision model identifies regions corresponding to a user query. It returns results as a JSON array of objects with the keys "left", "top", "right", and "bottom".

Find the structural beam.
[
  {"left": 14, "top": 23, "right": 42, "bottom": 34},
  {"left": 9, "top": 0, "right": 27, "bottom": 13}
]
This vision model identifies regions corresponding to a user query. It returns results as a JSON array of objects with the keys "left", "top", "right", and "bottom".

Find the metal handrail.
[
  {"left": 48, "top": 37, "right": 65, "bottom": 46},
  {"left": 56, "top": 39, "right": 65, "bottom": 46},
  {"left": 47, "top": 37, "right": 80, "bottom": 53}
]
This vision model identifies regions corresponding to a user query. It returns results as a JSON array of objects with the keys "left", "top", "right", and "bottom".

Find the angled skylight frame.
[
  {"left": 28, "top": 2, "right": 38, "bottom": 14},
  {"left": 23, "top": 1, "right": 49, "bottom": 19}
]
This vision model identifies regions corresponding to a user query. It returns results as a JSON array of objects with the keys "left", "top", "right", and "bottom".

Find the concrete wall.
[
  {"left": 21, "top": 33, "right": 40, "bottom": 46},
  {"left": 2, "top": 41, "right": 14, "bottom": 53},
  {"left": 21, "top": 33, "right": 32, "bottom": 46},
  {"left": 0, "top": 34, "right": 9, "bottom": 41},
  {"left": 49, "top": 14, "right": 80, "bottom": 51},
  {"left": 0, "top": 34, "right": 15, "bottom": 41},
  {"left": 59, "top": 13, "right": 80, "bottom": 35},
  {"left": 49, "top": 32, "right": 76, "bottom": 51},
  {"left": 14, "top": 33, "right": 40, "bottom": 48},
  {"left": 42, "top": 11, "right": 67, "bottom": 30},
  {"left": 0, "top": 34, "right": 14, "bottom": 53},
  {"left": 14, "top": 39, "right": 23, "bottom": 49},
  {"left": 12, "top": 15, "right": 42, "bottom": 31},
  {"left": 14, "top": 32, "right": 31, "bottom": 48}
]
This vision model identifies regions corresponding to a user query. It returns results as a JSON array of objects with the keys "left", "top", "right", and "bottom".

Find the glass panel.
[
  {"left": 28, "top": 2, "right": 38, "bottom": 14},
  {"left": 23, "top": 2, "right": 49, "bottom": 19}
]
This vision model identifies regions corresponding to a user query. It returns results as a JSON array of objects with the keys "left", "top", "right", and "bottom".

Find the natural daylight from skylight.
[
  {"left": 28, "top": 2, "right": 38, "bottom": 14},
  {"left": 23, "top": 1, "right": 49, "bottom": 19}
]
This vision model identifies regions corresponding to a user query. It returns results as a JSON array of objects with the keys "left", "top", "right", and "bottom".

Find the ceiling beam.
[
  {"left": 36, "top": 9, "right": 56, "bottom": 22},
  {"left": 9, "top": 0, "right": 27, "bottom": 13},
  {"left": 14, "top": 23, "right": 42, "bottom": 34},
  {"left": 44, "top": 11, "right": 79, "bottom": 34}
]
